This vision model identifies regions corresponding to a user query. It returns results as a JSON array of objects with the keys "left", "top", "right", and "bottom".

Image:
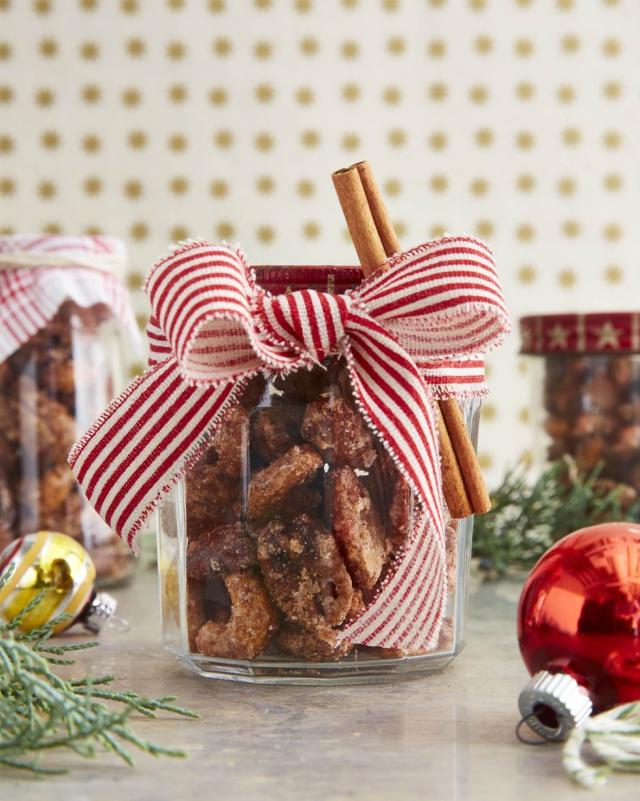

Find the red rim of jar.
[
  {"left": 254, "top": 266, "right": 363, "bottom": 295},
  {"left": 520, "top": 312, "right": 640, "bottom": 355}
]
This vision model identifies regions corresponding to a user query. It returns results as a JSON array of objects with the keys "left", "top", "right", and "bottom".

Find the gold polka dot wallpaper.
[{"left": 0, "top": 0, "right": 638, "bottom": 484}]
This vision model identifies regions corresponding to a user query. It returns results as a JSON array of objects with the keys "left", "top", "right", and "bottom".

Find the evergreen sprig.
[
  {"left": 472, "top": 458, "right": 640, "bottom": 577},
  {"left": 0, "top": 566, "right": 197, "bottom": 775}
]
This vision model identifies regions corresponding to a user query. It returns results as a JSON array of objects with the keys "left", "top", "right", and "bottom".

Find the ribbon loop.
[
  {"left": 261, "top": 289, "right": 352, "bottom": 364},
  {"left": 70, "top": 236, "right": 509, "bottom": 652}
]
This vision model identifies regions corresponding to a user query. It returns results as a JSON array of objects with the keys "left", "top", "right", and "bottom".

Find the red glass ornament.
[{"left": 518, "top": 523, "right": 640, "bottom": 713}]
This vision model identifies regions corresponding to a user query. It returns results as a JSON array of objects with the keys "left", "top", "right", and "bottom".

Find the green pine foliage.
[
  {"left": 472, "top": 458, "right": 640, "bottom": 576},
  {"left": 0, "top": 566, "right": 197, "bottom": 775}
]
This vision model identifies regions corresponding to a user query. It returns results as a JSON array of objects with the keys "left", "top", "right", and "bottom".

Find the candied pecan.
[
  {"left": 277, "top": 624, "right": 353, "bottom": 661},
  {"left": 256, "top": 514, "right": 353, "bottom": 631},
  {"left": 17, "top": 380, "right": 77, "bottom": 455},
  {"left": 237, "top": 374, "right": 267, "bottom": 411},
  {"left": 194, "top": 572, "right": 278, "bottom": 660},
  {"left": 186, "top": 462, "right": 241, "bottom": 536},
  {"left": 609, "top": 357, "right": 633, "bottom": 386},
  {"left": 208, "top": 405, "right": 248, "bottom": 478},
  {"left": 301, "top": 396, "right": 377, "bottom": 469},
  {"left": 248, "top": 444, "right": 323, "bottom": 521},
  {"left": 583, "top": 373, "right": 618, "bottom": 412},
  {"left": 39, "top": 464, "right": 76, "bottom": 517},
  {"left": 281, "top": 484, "right": 322, "bottom": 522},
  {"left": 187, "top": 522, "right": 256, "bottom": 579},
  {"left": 329, "top": 466, "right": 388, "bottom": 590},
  {"left": 251, "top": 406, "right": 303, "bottom": 463}
]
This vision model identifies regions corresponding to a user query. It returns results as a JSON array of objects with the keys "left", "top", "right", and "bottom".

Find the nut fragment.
[
  {"left": 193, "top": 572, "right": 278, "bottom": 659},
  {"left": 248, "top": 444, "right": 323, "bottom": 521},
  {"left": 329, "top": 466, "right": 388, "bottom": 590},
  {"left": 256, "top": 514, "right": 353, "bottom": 632},
  {"left": 301, "top": 395, "right": 377, "bottom": 469}
]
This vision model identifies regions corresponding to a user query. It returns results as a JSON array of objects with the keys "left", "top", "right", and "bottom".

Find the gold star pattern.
[
  {"left": 254, "top": 41, "right": 272, "bottom": 59},
  {"left": 39, "top": 38, "right": 58, "bottom": 58},
  {"left": 35, "top": 88, "right": 55, "bottom": 107},
  {"left": 167, "top": 41, "right": 186, "bottom": 60},
  {"left": 81, "top": 133, "right": 101, "bottom": 153},
  {"left": 40, "top": 130, "right": 60, "bottom": 150},
  {"left": 168, "top": 84, "right": 187, "bottom": 103},
  {"left": 213, "top": 37, "right": 232, "bottom": 57},
  {"left": 126, "top": 38, "right": 146, "bottom": 57},
  {"left": 210, "top": 179, "right": 228, "bottom": 197},
  {"left": 0, "top": 0, "right": 634, "bottom": 487},
  {"left": 79, "top": 41, "right": 99, "bottom": 60},
  {"left": 604, "top": 265, "right": 622, "bottom": 284},
  {"left": 428, "top": 40, "right": 446, "bottom": 58},
  {"left": 297, "top": 179, "right": 314, "bottom": 197}
]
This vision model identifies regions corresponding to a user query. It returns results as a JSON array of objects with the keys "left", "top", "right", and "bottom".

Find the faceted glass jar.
[
  {"left": 527, "top": 352, "right": 640, "bottom": 494},
  {"left": 157, "top": 267, "right": 482, "bottom": 684},
  {"left": 0, "top": 300, "right": 135, "bottom": 585},
  {"left": 521, "top": 313, "right": 640, "bottom": 505}
]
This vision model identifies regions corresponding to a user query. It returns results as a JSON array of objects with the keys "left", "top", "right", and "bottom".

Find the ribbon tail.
[
  {"left": 337, "top": 311, "right": 447, "bottom": 651},
  {"left": 68, "top": 357, "right": 238, "bottom": 551}
]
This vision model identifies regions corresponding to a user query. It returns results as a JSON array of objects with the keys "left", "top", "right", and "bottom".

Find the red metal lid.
[
  {"left": 254, "top": 265, "right": 362, "bottom": 295},
  {"left": 520, "top": 312, "right": 640, "bottom": 355}
]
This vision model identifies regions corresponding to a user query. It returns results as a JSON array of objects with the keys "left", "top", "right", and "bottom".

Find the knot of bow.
[{"left": 70, "top": 237, "right": 509, "bottom": 650}]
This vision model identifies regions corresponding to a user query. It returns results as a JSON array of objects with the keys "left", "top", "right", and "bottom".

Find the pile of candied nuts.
[
  {"left": 185, "top": 358, "right": 458, "bottom": 662},
  {"left": 544, "top": 354, "right": 640, "bottom": 499},
  {"left": 0, "top": 302, "right": 132, "bottom": 582}
]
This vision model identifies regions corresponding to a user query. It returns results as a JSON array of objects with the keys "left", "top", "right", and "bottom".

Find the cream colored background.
[{"left": 0, "top": 0, "right": 638, "bottom": 485}]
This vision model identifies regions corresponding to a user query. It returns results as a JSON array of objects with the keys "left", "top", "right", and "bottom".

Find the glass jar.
[
  {"left": 520, "top": 312, "right": 640, "bottom": 496},
  {"left": 158, "top": 266, "right": 482, "bottom": 684},
  {"left": 0, "top": 235, "right": 140, "bottom": 585}
]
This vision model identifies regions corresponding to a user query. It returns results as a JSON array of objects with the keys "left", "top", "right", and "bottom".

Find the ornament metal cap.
[
  {"left": 83, "top": 592, "right": 118, "bottom": 634},
  {"left": 518, "top": 671, "right": 593, "bottom": 742}
]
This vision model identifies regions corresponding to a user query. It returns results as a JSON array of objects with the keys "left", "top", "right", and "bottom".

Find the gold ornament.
[{"left": 0, "top": 531, "right": 117, "bottom": 634}]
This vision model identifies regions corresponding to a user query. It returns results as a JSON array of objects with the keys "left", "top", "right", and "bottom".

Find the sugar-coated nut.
[
  {"left": 277, "top": 624, "right": 353, "bottom": 661},
  {"left": 186, "top": 461, "right": 241, "bottom": 536},
  {"left": 280, "top": 484, "right": 323, "bottom": 522},
  {"left": 209, "top": 405, "right": 248, "bottom": 478},
  {"left": 583, "top": 373, "right": 618, "bottom": 412},
  {"left": 256, "top": 514, "right": 354, "bottom": 632},
  {"left": 301, "top": 396, "right": 377, "bottom": 469},
  {"left": 329, "top": 466, "right": 388, "bottom": 590},
  {"left": 248, "top": 444, "right": 323, "bottom": 521},
  {"left": 251, "top": 406, "right": 303, "bottom": 463},
  {"left": 544, "top": 416, "right": 570, "bottom": 439},
  {"left": 194, "top": 572, "right": 278, "bottom": 660},
  {"left": 611, "top": 425, "right": 640, "bottom": 453},
  {"left": 187, "top": 522, "right": 256, "bottom": 579},
  {"left": 39, "top": 464, "right": 76, "bottom": 516},
  {"left": 609, "top": 357, "right": 633, "bottom": 386},
  {"left": 237, "top": 374, "right": 267, "bottom": 411}
]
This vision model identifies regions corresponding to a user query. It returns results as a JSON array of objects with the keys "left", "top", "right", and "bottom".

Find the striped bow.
[{"left": 69, "top": 237, "right": 509, "bottom": 650}]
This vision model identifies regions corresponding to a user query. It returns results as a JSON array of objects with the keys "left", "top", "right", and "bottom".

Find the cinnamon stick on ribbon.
[{"left": 332, "top": 161, "right": 491, "bottom": 519}]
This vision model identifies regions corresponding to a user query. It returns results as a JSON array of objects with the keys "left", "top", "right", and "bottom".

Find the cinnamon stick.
[
  {"left": 332, "top": 161, "right": 491, "bottom": 518},
  {"left": 439, "top": 397, "right": 491, "bottom": 514},
  {"left": 331, "top": 167, "right": 388, "bottom": 271}
]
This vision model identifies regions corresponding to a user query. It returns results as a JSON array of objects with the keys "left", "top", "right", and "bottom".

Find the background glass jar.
[
  {"left": 158, "top": 266, "right": 482, "bottom": 684},
  {"left": 520, "top": 312, "right": 640, "bottom": 498},
  {"left": 0, "top": 236, "right": 139, "bottom": 585}
]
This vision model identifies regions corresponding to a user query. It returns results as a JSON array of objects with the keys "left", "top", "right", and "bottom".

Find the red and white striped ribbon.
[
  {"left": 69, "top": 237, "right": 509, "bottom": 650},
  {"left": 0, "top": 235, "right": 133, "bottom": 362}
]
